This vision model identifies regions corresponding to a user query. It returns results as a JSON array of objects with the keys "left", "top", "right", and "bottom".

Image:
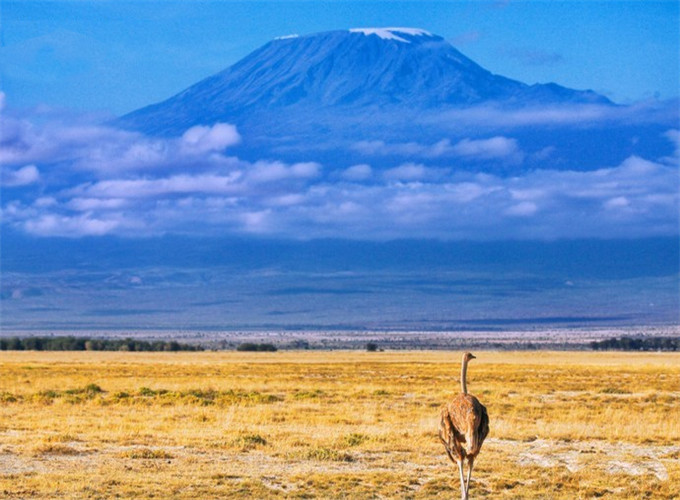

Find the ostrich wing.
[{"left": 439, "top": 404, "right": 466, "bottom": 462}]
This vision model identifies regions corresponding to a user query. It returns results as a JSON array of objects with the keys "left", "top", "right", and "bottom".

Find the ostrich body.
[{"left": 439, "top": 352, "right": 489, "bottom": 500}]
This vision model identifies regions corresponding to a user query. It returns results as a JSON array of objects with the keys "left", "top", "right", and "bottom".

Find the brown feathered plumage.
[
  {"left": 439, "top": 352, "right": 489, "bottom": 500},
  {"left": 440, "top": 394, "right": 489, "bottom": 463}
]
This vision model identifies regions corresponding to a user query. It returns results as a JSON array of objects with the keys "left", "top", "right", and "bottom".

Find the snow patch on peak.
[
  {"left": 349, "top": 27, "right": 433, "bottom": 43},
  {"left": 275, "top": 34, "right": 299, "bottom": 40}
]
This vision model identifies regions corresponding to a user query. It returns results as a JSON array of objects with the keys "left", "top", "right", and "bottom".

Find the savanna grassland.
[{"left": 0, "top": 350, "right": 678, "bottom": 499}]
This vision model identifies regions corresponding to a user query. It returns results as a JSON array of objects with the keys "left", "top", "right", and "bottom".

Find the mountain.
[
  {"left": 117, "top": 28, "right": 673, "bottom": 172},
  {"left": 119, "top": 28, "right": 609, "bottom": 133}
]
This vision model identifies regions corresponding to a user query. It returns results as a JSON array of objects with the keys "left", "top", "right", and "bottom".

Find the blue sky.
[{"left": 2, "top": 0, "right": 679, "bottom": 114}]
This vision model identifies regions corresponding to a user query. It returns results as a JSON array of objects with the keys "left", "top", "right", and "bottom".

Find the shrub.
[
  {"left": 236, "top": 343, "right": 277, "bottom": 352},
  {"left": 590, "top": 336, "right": 679, "bottom": 351}
]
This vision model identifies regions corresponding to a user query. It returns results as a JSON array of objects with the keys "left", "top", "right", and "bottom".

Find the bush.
[
  {"left": 590, "top": 336, "right": 679, "bottom": 351},
  {"left": 366, "top": 342, "right": 378, "bottom": 352},
  {"left": 236, "top": 343, "right": 277, "bottom": 352}
]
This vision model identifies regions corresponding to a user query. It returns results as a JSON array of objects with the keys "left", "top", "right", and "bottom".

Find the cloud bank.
[
  {"left": 1, "top": 97, "right": 678, "bottom": 240},
  {"left": 353, "top": 136, "right": 523, "bottom": 163}
]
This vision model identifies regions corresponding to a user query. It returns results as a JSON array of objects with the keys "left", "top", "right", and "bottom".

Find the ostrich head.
[{"left": 463, "top": 352, "right": 476, "bottom": 363}]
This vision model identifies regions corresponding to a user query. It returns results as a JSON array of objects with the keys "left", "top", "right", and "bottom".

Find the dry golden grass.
[{"left": 1, "top": 350, "right": 678, "bottom": 498}]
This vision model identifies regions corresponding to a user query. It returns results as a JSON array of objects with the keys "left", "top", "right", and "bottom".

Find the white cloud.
[
  {"left": 352, "top": 136, "right": 523, "bottom": 162},
  {"left": 447, "top": 182, "right": 498, "bottom": 203},
  {"left": 241, "top": 210, "right": 272, "bottom": 233},
  {"left": 428, "top": 101, "right": 675, "bottom": 130},
  {"left": 66, "top": 197, "right": 129, "bottom": 211},
  {"left": 509, "top": 187, "right": 548, "bottom": 201},
  {"left": 428, "top": 139, "right": 455, "bottom": 158},
  {"left": 531, "top": 146, "right": 556, "bottom": 161},
  {"left": 505, "top": 201, "right": 539, "bottom": 217},
  {"left": 34, "top": 197, "right": 58, "bottom": 207},
  {"left": 383, "top": 163, "right": 429, "bottom": 181},
  {"left": 603, "top": 196, "right": 630, "bottom": 210},
  {"left": 181, "top": 123, "right": 241, "bottom": 153},
  {"left": 2, "top": 164, "right": 40, "bottom": 187},
  {"left": 660, "top": 129, "right": 680, "bottom": 164},
  {"left": 267, "top": 194, "right": 306, "bottom": 207},
  {"left": 247, "top": 161, "right": 321, "bottom": 183},
  {"left": 0, "top": 112, "right": 241, "bottom": 175},
  {"left": 0, "top": 114, "right": 142, "bottom": 170},
  {"left": 23, "top": 213, "right": 121, "bottom": 237},
  {"left": 341, "top": 164, "right": 372, "bottom": 181},
  {"left": 290, "top": 162, "right": 321, "bottom": 178},
  {"left": 72, "top": 172, "right": 244, "bottom": 199},
  {"left": 352, "top": 140, "right": 423, "bottom": 156},
  {"left": 615, "top": 155, "right": 660, "bottom": 176},
  {"left": 451, "top": 136, "right": 522, "bottom": 161}
]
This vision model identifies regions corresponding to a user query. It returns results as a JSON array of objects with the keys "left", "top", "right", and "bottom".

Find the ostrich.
[{"left": 439, "top": 352, "right": 489, "bottom": 500}]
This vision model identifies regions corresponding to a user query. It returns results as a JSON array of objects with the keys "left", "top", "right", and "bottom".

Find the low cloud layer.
[
  {"left": 353, "top": 136, "right": 523, "bottom": 163},
  {"left": 1, "top": 96, "right": 678, "bottom": 240},
  {"left": 427, "top": 100, "right": 677, "bottom": 130}
]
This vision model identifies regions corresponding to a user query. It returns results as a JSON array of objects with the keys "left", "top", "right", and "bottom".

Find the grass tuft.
[
  {"left": 302, "top": 447, "right": 354, "bottom": 462},
  {"left": 600, "top": 387, "right": 630, "bottom": 394},
  {"left": 230, "top": 433, "right": 268, "bottom": 451},
  {"left": 292, "top": 389, "right": 326, "bottom": 400},
  {"left": 33, "top": 443, "right": 81, "bottom": 456},
  {"left": 0, "top": 392, "right": 18, "bottom": 403},
  {"left": 119, "top": 448, "right": 174, "bottom": 460},
  {"left": 342, "top": 433, "right": 369, "bottom": 447}
]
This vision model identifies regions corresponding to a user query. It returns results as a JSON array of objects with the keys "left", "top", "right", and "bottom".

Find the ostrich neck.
[{"left": 461, "top": 359, "right": 469, "bottom": 394}]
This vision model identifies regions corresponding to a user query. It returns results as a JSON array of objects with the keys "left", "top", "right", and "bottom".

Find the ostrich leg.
[
  {"left": 457, "top": 460, "right": 467, "bottom": 500},
  {"left": 465, "top": 457, "right": 475, "bottom": 497}
]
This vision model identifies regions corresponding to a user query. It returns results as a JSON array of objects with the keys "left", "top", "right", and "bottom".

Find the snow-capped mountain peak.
[{"left": 348, "top": 27, "right": 434, "bottom": 43}]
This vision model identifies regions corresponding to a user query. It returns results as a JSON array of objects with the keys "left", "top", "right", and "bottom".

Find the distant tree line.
[
  {"left": 0, "top": 336, "right": 202, "bottom": 352},
  {"left": 590, "top": 336, "right": 679, "bottom": 351}
]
